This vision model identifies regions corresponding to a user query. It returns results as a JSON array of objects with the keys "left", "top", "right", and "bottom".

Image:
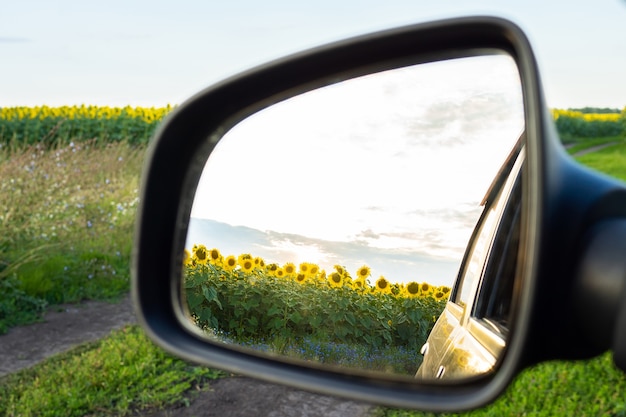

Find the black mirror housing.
[{"left": 132, "top": 15, "right": 626, "bottom": 411}]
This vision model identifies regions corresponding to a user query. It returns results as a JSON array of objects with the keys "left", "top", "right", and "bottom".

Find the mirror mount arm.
[{"left": 573, "top": 218, "right": 626, "bottom": 370}]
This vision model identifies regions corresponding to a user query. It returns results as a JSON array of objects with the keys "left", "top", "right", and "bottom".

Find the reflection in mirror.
[{"left": 182, "top": 54, "right": 524, "bottom": 379}]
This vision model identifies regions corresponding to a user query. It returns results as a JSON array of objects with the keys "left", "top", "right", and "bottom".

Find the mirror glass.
[{"left": 182, "top": 54, "right": 524, "bottom": 379}]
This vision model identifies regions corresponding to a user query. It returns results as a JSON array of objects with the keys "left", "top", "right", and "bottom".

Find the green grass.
[
  {"left": 0, "top": 141, "right": 143, "bottom": 332},
  {"left": 565, "top": 135, "right": 624, "bottom": 156},
  {"left": 0, "top": 325, "right": 225, "bottom": 417},
  {"left": 379, "top": 352, "right": 626, "bottom": 417},
  {"left": 574, "top": 141, "right": 626, "bottom": 182}
]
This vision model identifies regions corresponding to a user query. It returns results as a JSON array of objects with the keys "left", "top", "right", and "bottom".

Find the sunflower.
[
  {"left": 193, "top": 244, "right": 208, "bottom": 265},
  {"left": 238, "top": 253, "right": 252, "bottom": 263},
  {"left": 440, "top": 286, "right": 452, "bottom": 294},
  {"left": 333, "top": 265, "right": 346, "bottom": 275},
  {"left": 223, "top": 255, "right": 237, "bottom": 271},
  {"left": 299, "top": 263, "right": 309, "bottom": 275},
  {"left": 239, "top": 258, "right": 254, "bottom": 273},
  {"left": 183, "top": 249, "right": 192, "bottom": 266},
  {"left": 375, "top": 276, "right": 391, "bottom": 294},
  {"left": 309, "top": 264, "right": 319, "bottom": 276},
  {"left": 352, "top": 277, "right": 367, "bottom": 291},
  {"left": 405, "top": 281, "right": 420, "bottom": 297},
  {"left": 356, "top": 265, "right": 371, "bottom": 280},
  {"left": 328, "top": 272, "right": 343, "bottom": 288},
  {"left": 283, "top": 262, "right": 296, "bottom": 276},
  {"left": 295, "top": 273, "right": 307, "bottom": 284},
  {"left": 254, "top": 257, "right": 265, "bottom": 269},
  {"left": 275, "top": 268, "right": 285, "bottom": 278},
  {"left": 208, "top": 248, "right": 222, "bottom": 265},
  {"left": 419, "top": 282, "right": 432, "bottom": 296},
  {"left": 266, "top": 263, "right": 278, "bottom": 274},
  {"left": 434, "top": 290, "right": 446, "bottom": 301}
]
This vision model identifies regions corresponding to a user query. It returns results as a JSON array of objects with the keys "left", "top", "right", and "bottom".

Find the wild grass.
[
  {"left": 0, "top": 140, "right": 144, "bottom": 332},
  {"left": 0, "top": 325, "right": 224, "bottom": 417}
]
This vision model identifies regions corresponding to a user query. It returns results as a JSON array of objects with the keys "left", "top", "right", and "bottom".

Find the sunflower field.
[
  {"left": 184, "top": 245, "right": 450, "bottom": 375},
  {"left": 0, "top": 105, "right": 172, "bottom": 147},
  {"left": 551, "top": 108, "right": 626, "bottom": 141}
]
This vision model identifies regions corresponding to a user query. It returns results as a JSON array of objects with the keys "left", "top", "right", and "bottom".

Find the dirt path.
[
  {"left": 0, "top": 294, "right": 137, "bottom": 377},
  {"left": 0, "top": 294, "right": 375, "bottom": 417},
  {"left": 569, "top": 142, "right": 619, "bottom": 157}
]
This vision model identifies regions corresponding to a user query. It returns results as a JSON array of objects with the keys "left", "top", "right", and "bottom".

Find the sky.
[
  {"left": 1, "top": 0, "right": 625, "bottom": 109},
  {"left": 2, "top": 0, "right": 624, "bottom": 285},
  {"left": 187, "top": 55, "right": 524, "bottom": 286}
]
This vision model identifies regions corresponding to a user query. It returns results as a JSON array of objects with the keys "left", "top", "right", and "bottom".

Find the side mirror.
[{"left": 133, "top": 16, "right": 626, "bottom": 412}]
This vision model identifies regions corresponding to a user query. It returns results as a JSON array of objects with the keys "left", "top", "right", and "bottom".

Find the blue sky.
[{"left": 1, "top": 0, "right": 625, "bottom": 108}]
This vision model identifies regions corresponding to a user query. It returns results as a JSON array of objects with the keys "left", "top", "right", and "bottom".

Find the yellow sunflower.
[
  {"left": 254, "top": 257, "right": 265, "bottom": 270},
  {"left": 295, "top": 273, "right": 307, "bottom": 284},
  {"left": 223, "top": 255, "right": 237, "bottom": 271},
  {"left": 275, "top": 268, "right": 285, "bottom": 278},
  {"left": 405, "top": 281, "right": 420, "bottom": 297},
  {"left": 193, "top": 244, "right": 208, "bottom": 265},
  {"left": 309, "top": 264, "right": 319, "bottom": 277},
  {"left": 208, "top": 248, "right": 222, "bottom": 265},
  {"left": 239, "top": 258, "right": 254, "bottom": 273},
  {"left": 375, "top": 276, "right": 391, "bottom": 294},
  {"left": 266, "top": 263, "right": 278, "bottom": 275},
  {"left": 299, "top": 262, "right": 309, "bottom": 275},
  {"left": 183, "top": 249, "right": 192, "bottom": 266},
  {"left": 419, "top": 282, "right": 432, "bottom": 296},
  {"left": 352, "top": 277, "right": 367, "bottom": 291},
  {"left": 434, "top": 291, "right": 446, "bottom": 301},
  {"left": 328, "top": 272, "right": 343, "bottom": 288},
  {"left": 356, "top": 265, "right": 371, "bottom": 280},
  {"left": 283, "top": 262, "right": 296, "bottom": 276},
  {"left": 334, "top": 265, "right": 346, "bottom": 275}
]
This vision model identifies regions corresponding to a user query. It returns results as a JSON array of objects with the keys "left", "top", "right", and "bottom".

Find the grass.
[
  {"left": 0, "top": 325, "right": 224, "bottom": 417},
  {"left": 0, "top": 140, "right": 143, "bottom": 332},
  {"left": 564, "top": 135, "right": 623, "bottom": 156},
  {"left": 379, "top": 352, "right": 626, "bottom": 417},
  {"left": 574, "top": 141, "right": 626, "bottom": 182}
]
